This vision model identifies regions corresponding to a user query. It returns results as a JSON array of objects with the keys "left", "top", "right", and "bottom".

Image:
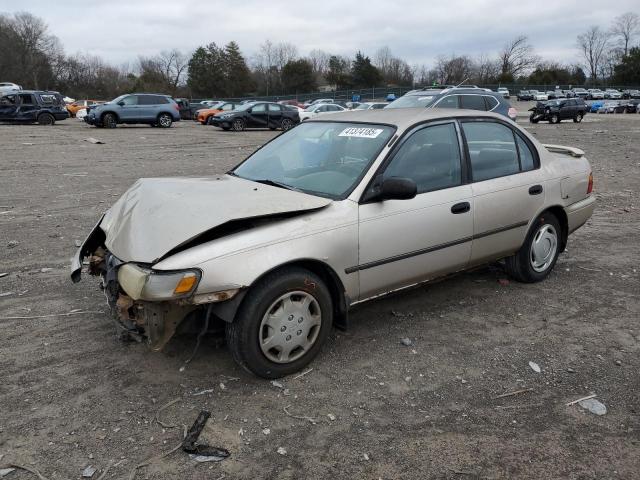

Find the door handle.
[
  {"left": 451, "top": 202, "right": 471, "bottom": 214},
  {"left": 529, "top": 185, "right": 543, "bottom": 195}
]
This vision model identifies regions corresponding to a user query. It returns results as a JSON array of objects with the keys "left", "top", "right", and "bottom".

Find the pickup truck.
[{"left": 529, "top": 98, "right": 588, "bottom": 124}]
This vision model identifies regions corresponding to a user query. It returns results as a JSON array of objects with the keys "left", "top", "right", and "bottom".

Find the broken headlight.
[{"left": 117, "top": 264, "right": 201, "bottom": 301}]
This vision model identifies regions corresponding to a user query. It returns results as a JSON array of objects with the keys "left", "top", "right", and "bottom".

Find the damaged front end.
[{"left": 72, "top": 222, "right": 206, "bottom": 350}]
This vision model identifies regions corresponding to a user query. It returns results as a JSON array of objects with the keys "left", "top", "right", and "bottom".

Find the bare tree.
[
  {"left": 157, "top": 49, "right": 189, "bottom": 94},
  {"left": 611, "top": 12, "right": 640, "bottom": 56},
  {"left": 435, "top": 54, "right": 473, "bottom": 84},
  {"left": 577, "top": 26, "right": 611, "bottom": 82},
  {"left": 498, "top": 36, "right": 538, "bottom": 78},
  {"left": 307, "top": 49, "right": 331, "bottom": 77},
  {"left": 473, "top": 54, "right": 500, "bottom": 84}
]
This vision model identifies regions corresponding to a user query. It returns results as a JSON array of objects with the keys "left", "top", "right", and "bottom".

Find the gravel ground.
[{"left": 0, "top": 112, "right": 638, "bottom": 479}]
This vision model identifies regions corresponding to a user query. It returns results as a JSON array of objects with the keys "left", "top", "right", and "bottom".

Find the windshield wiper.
[{"left": 252, "top": 179, "right": 300, "bottom": 192}]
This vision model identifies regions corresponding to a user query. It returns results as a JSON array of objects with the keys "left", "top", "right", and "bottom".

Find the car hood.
[{"left": 100, "top": 175, "right": 332, "bottom": 263}]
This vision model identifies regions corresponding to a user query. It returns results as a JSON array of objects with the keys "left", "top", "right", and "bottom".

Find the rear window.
[{"left": 462, "top": 121, "right": 519, "bottom": 181}]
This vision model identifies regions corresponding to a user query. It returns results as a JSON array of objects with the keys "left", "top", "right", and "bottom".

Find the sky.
[{"left": 1, "top": 0, "right": 637, "bottom": 67}]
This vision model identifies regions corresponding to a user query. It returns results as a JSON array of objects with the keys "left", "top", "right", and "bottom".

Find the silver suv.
[{"left": 84, "top": 93, "right": 181, "bottom": 128}]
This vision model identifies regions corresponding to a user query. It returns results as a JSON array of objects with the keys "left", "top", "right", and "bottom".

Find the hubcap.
[
  {"left": 233, "top": 119, "right": 243, "bottom": 131},
  {"left": 530, "top": 224, "right": 558, "bottom": 272},
  {"left": 159, "top": 115, "right": 170, "bottom": 127},
  {"left": 259, "top": 291, "right": 322, "bottom": 364}
]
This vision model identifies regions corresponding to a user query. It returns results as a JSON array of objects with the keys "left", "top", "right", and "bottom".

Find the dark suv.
[
  {"left": 529, "top": 98, "right": 587, "bottom": 123},
  {"left": 386, "top": 87, "right": 517, "bottom": 121},
  {"left": 85, "top": 93, "right": 181, "bottom": 128},
  {"left": 0, "top": 90, "right": 69, "bottom": 125}
]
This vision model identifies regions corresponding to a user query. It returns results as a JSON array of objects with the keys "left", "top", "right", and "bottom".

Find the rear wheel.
[
  {"left": 505, "top": 212, "right": 562, "bottom": 283},
  {"left": 281, "top": 118, "right": 294, "bottom": 131},
  {"left": 573, "top": 112, "right": 583, "bottom": 123},
  {"left": 157, "top": 113, "right": 172, "bottom": 128},
  {"left": 232, "top": 118, "right": 245, "bottom": 132},
  {"left": 102, "top": 113, "right": 117, "bottom": 128},
  {"left": 37, "top": 113, "right": 55, "bottom": 126},
  {"left": 225, "top": 267, "right": 333, "bottom": 378}
]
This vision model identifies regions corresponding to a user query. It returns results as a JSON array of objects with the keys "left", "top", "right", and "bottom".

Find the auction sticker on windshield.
[{"left": 339, "top": 127, "right": 384, "bottom": 138}]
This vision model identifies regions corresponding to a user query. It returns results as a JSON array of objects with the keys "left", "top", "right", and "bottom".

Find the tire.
[
  {"left": 157, "top": 113, "right": 172, "bottom": 128},
  {"left": 232, "top": 118, "right": 245, "bottom": 132},
  {"left": 281, "top": 118, "right": 294, "bottom": 131},
  {"left": 505, "top": 212, "right": 562, "bottom": 283},
  {"left": 206, "top": 116, "right": 215, "bottom": 125},
  {"left": 225, "top": 267, "right": 333, "bottom": 378},
  {"left": 102, "top": 113, "right": 117, "bottom": 129},
  {"left": 529, "top": 114, "right": 539, "bottom": 124},
  {"left": 37, "top": 113, "right": 55, "bottom": 126},
  {"left": 573, "top": 113, "right": 583, "bottom": 123},
  {"left": 549, "top": 113, "right": 560, "bottom": 124},
  {"left": 222, "top": 126, "right": 231, "bottom": 131}
]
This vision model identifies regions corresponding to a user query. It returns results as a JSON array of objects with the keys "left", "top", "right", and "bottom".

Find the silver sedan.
[{"left": 72, "top": 108, "right": 596, "bottom": 378}]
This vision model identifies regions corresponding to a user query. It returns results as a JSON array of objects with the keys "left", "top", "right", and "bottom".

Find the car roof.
[{"left": 310, "top": 107, "right": 510, "bottom": 130}]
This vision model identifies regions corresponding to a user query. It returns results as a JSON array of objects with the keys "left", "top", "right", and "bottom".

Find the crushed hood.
[{"left": 100, "top": 175, "right": 332, "bottom": 263}]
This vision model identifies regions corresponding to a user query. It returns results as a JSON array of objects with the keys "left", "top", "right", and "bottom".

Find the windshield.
[
  {"left": 386, "top": 94, "right": 435, "bottom": 109},
  {"left": 232, "top": 122, "right": 395, "bottom": 199}
]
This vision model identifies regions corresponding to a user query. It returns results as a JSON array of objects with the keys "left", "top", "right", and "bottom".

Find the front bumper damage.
[{"left": 71, "top": 222, "right": 242, "bottom": 350}]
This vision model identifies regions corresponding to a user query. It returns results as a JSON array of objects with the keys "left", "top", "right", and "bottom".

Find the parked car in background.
[
  {"left": 597, "top": 101, "right": 625, "bottom": 114},
  {"left": 303, "top": 98, "right": 334, "bottom": 107},
  {"left": 278, "top": 99, "right": 306, "bottom": 109},
  {"left": 621, "top": 89, "right": 640, "bottom": 99},
  {"left": 173, "top": 98, "right": 192, "bottom": 120},
  {"left": 284, "top": 105, "right": 305, "bottom": 114},
  {"left": 299, "top": 103, "right": 346, "bottom": 121},
  {"left": 624, "top": 99, "right": 640, "bottom": 113},
  {"left": 529, "top": 98, "right": 587, "bottom": 123},
  {"left": 386, "top": 87, "right": 517, "bottom": 121},
  {"left": 587, "top": 89, "right": 604, "bottom": 100},
  {"left": 197, "top": 102, "right": 240, "bottom": 125},
  {"left": 547, "top": 90, "right": 566, "bottom": 100},
  {"left": 71, "top": 108, "right": 595, "bottom": 378},
  {"left": 589, "top": 101, "right": 604, "bottom": 113},
  {"left": 0, "top": 82, "right": 21, "bottom": 94},
  {"left": 386, "top": 93, "right": 397, "bottom": 101},
  {"left": 572, "top": 88, "right": 589, "bottom": 99},
  {"left": 354, "top": 102, "right": 388, "bottom": 110},
  {"left": 603, "top": 89, "right": 621, "bottom": 100},
  {"left": 84, "top": 93, "right": 181, "bottom": 128},
  {"left": 0, "top": 90, "right": 69, "bottom": 125},
  {"left": 66, "top": 99, "right": 104, "bottom": 117},
  {"left": 532, "top": 91, "right": 549, "bottom": 101},
  {"left": 517, "top": 90, "right": 533, "bottom": 101},
  {"left": 209, "top": 101, "right": 299, "bottom": 131},
  {"left": 497, "top": 87, "right": 510, "bottom": 98}
]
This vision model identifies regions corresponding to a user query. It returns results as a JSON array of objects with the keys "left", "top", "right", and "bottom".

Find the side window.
[
  {"left": 19, "top": 94, "right": 35, "bottom": 105},
  {"left": 516, "top": 135, "right": 536, "bottom": 171},
  {"left": 1, "top": 95, "right": 17, "bottom": 105},
  {"left": 384, "top": 123, "right": 462, "bottom": 194},
  {"left": 460, "top": 95, "right": 487, "bottom": 111},
  {"left": 268, "top": 104, "right": 281, "bottom": 112},
  {"left": 251, "top": 103, "right": 266, "bottom": 113},
  {"left": 434, "top": 95, "right": 459, "bottom": 109},
  {"left": 462, "top": 121, "right": 520, "bottom": 181},
  {"left": 121, "top": 95, "right": 138, "bottom": 106},
  {"left": 484, "top": 96, "right": 499, "bottom": 110},
  {"left": 221, "top": 103, "right": 234, "bottom": 111}
]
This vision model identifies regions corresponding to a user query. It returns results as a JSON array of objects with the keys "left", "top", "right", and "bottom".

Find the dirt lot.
[{"left": 0, "top": 110, "right": 639, "bottom": 480}]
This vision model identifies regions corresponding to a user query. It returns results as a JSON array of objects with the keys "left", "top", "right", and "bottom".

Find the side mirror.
[
  {"left": 117, "top": 101, "right": 125, "bottom": 106},
  {"left": 380, "top": 177, "right": 417, "bottom": 201}
]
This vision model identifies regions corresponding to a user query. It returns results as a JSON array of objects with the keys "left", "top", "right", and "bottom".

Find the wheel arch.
[
  {"left": 214, "top": 258, "right": 349, "bottom": 330},
  {"left": 538, "top": 205, "right": 569, "bottom": 252}
]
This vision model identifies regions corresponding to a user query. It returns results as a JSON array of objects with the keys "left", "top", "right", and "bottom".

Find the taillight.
[
  {"left": 587, "top": 172, "right": 593, "bottom": 194},
  {"left": 508, "top": 107, "right": 517, "bottom": 120}
]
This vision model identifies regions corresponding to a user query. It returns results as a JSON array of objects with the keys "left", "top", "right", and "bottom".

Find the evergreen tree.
[
  {"left": 351, "top": 51, "right": 382, "bottom": 88},
  {"left": 325, "top": 55, "right": 351, "bottom": 89},
  {"left": 281, "top": 59, "right": 316, "bottom": 93},
  {"left": 613, "top": 47, "right": 640, "bottom": 85},
  {"left": 223, "top": 41, "right": 253, "bottom": 97},
  {"left": 187, "top": 43, "right": 225, "bottom": 97}
]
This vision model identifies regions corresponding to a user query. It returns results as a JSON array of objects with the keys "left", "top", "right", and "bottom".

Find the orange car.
[
  {"left": 67, "top": 100, "right": 104, "bottom": 117},
  {"left": 197, "top": 102, "right": 240, "bottom": 124}
]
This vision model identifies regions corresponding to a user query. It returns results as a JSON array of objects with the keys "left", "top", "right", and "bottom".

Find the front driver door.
[
  {"left": 117, "top": 95, "right": 138, "bottom": 120},
  {"left": 247, "top": 103, "right": 268, "bottom": 128},
  {"left": 356, "top": 121, "right": 474, "bottom": 300}
]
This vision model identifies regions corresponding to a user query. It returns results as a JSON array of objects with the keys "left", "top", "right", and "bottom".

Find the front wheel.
[
  {"left": 37, "top": 113, "right": 55, "bottom": 126},
  {"left": 225, "top": 267, "right": 333, "bottom": 378},
  {"left": 529, "top": 114, "right": 539, "bottom": 124},
  {"left": 157, "top": 113, "right": 172, "bottom": 128},
  {"left": 549, "top": 113, "right": 560, "bottom": 124},
  {"left": 102, "top": 113, "right": 117, "bottom": 128},
  {"left": 232, "top": 118, "right": 245, "bottom": 131},
  {"left": 505, "top": 213, "right": 562, "bottom": 283}
]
